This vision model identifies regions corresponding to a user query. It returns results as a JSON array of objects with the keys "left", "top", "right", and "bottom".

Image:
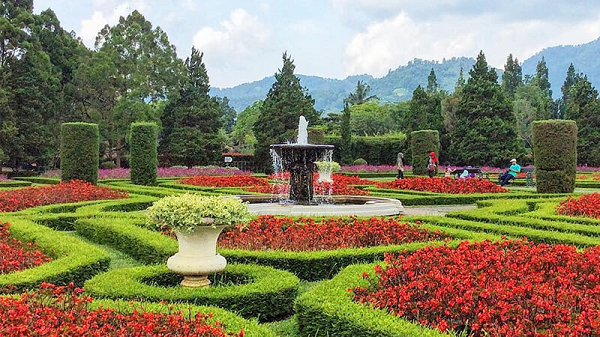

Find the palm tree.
[{"left": 346, "top": 80, "right": 378, "bottom": 105}]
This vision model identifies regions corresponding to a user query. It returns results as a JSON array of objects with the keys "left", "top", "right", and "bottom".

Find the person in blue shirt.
[{"left": 500, "top": 159, "right": 521, "bottom": 186}]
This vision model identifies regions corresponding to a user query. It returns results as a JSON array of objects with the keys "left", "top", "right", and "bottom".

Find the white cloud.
[
  {"left": 344, "top": 12, "right": 600, "bottom": 76},
  {"left": 193, "top": 8, "right": 271, "bottom": 55},
  {"left": 192, "top": 8, "right": 275, "bottom": 87},
  {"left": 79, "top": 0, "right": 148, "bottom": 48}
]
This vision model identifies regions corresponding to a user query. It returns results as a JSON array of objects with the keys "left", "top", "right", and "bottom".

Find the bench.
[
  {"left": 499, "top": 167, "right": 535, "bottom": 187},
  {"left": 451, "top": 168, "right": 489, "bottom": 180}
]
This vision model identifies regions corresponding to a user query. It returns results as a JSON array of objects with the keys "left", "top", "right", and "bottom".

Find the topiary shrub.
[
  {"left": 353, "top": 158, "right": 367, "bottom": 165},
  {"left": 410, "top": 130, "right": 440, "bottom": 176},
  {"left": 99, "top": 161, "right": 117, "bottom": 169},
  {"left": 130, "top": 122, "right": 158, "bottom": 186},
  {"left": 60, "top": 123, "right": 99, "bottom": 185},
  {"left": 533, "top": 120, "right": 577, "bottom": 193}
]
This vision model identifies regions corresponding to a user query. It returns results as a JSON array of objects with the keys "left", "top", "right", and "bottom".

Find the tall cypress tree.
[
  {"left": 448, "top": 51, "right": 523, "bottom": 166},
  {"left": 501, "top": 54, "right": 523, "bottom": 99},
  {"left": 560, "top": 64, "right": 578, "bottom": 113},
  {"left": 254, "top": 53, "right": 319, "bottom": 172},
  {"left": 455, "top": 67, "right": 466, "bottom": 89},
  {"left": 427, "top": 68, "right": 438, "bottom": 93},
  {"left": 340, "top": 103, "right": 352, "bottom": 164},
  {"left": 534, "top": 57, "right": 552, "bottom": 98},
  {"left": 161, "top": 48, "right": 221, "bottom": 168},
  {"left": 565, "top": 76, "right": 600, "bottom": 166}
]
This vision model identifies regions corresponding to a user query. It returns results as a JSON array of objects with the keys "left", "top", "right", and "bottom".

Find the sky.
[{"left": 34, "top": 0, "right": 600, "bottom": 88}]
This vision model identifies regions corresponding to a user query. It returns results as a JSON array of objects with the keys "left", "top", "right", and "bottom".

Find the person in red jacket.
[{"left": 427, "top": 152, "right": 438, "bottom": 178}]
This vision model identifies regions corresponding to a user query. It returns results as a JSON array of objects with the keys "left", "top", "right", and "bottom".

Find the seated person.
[
  {"left": 500, "top": 159, "right": 521, "bottom": 186},
  {"left": 460, "top": 166, "right": 473, "bottom": 179}
]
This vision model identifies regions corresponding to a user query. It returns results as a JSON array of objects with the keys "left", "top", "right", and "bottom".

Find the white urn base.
[{"left": 167, "top": 224, "right": 228, "bottom": 288}]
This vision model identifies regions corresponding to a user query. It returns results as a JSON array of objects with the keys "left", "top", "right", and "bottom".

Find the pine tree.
[
  {"left": 558, "top": 63, "right": 578, "bottom": 119},
  {"left": 448, "top": 51, "right": 523, "bottom": 166},
  {"left": 427, "top": 68, "right": 438, "bottom": 93},
  {"left": 161, "top": 48, "right": 221, "bottom": 168},
  {"left": 565, "top": 76, "right": 600, "bottom": 166},
  {"left": 501, "top": 54, "right": 523, "bottom": 99},
  {"left": 533, "top": 57, "right": 552, "bottom": 98},
  {"left": 340, "top": 103, "right": 352, "bottom": 164},
  {"left": 253, "top": 53, "right": 319, "bottom": 172},
  {"left": 455, "top": 67, "right": 466, "bottom": 89}
]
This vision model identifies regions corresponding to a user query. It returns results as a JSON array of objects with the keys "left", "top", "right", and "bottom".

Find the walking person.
[
  {"left": 396, "top": 152, "right": 404, "bottom": 179},
  {"left": 500, "top": 159, "right": 521, "bottom": 186},
  {"left": 427, "top": 152, "right": 438, "bottom": 178}
]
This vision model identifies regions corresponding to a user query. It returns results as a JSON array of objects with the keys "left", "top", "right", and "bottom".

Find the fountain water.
[{"left": 240, "top": 116, "right": 403, "bottom": 216}]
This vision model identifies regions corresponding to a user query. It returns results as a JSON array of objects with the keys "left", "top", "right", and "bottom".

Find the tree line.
[{"left": 2, "top": 1, "right": 599, "bottom": 172}]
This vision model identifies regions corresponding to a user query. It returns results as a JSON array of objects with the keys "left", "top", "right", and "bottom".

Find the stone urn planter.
[
  {"left": 146, "top": 194, "right": 249, "bottom": 288},
  {"left": 167, "top": 219, "right": 228, "bottom": 288}
]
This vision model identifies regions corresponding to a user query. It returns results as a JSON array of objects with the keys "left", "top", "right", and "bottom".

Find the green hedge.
[
  {"left": 296, "top": 263, "right": 451, "bottom": 337},
  {"left": 325, "top": 134, "right": 406, "bottom": 165},
  {"left": 410, "top": 130, "right": 440, "bottom": 176},
  {"left": 84, "top": 264, "right": 299, "bottom": 322},
  {"left": 0, "top": 180, "right": 31, "bottom": 188},
  {"left": 533, "top": 120, "right": 577, "bottom": 193},
  {"left": 89, "top": 299, "right": 277, "bottom": 337},
  {"left": 60, "top": 123, "right": 99, "bottom": 184},
  {"left": 130, "top": 122, "right": 158, "bottom": 186},
  {"left": 0, "top": 215, "right": 110, "bottom": 290}
]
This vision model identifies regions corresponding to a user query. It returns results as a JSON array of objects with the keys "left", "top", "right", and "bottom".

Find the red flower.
[
  {"left": 0, "top": 180, "right": 128, "bottom": 213},
  {"left": 0, "top": 283, "right": 245, "bottom": 336},
  {"left": 353, "top": 240, "right": 600, "bottom": 336},
  {"left": 218, "top": 216, "right": 447, "bottom": 251},
  {"left": 376, "top": 177, "right": 507, "bottom": 194},
  {"left": 556, "top": 193, "right": 600, "bottom": 219},
  {"left": 0, "top": 223, "right": 51, "bottom": 274}
]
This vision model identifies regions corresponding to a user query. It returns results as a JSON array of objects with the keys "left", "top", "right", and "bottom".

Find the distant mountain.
[
  {"left": 210, "top": 57, "right": 476, "bottom": 112},
  {"left": 211, "top": 37, "right": 600, "bottom": 112},
  {"left": 521, "top": 37, "right": 600, "bottom": 99}
]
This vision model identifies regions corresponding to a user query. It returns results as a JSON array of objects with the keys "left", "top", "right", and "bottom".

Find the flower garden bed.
[
  {"left": 556, "top": 193, "right": 600, "bottom": 219},
  {"left": 0, "top": 180, "right": 128, "bottom": 213},
  {"left": 180, "top": 175, "right": 271, "bottom": 189},
  {"left": 219, "top": 216, "right": 448, "bottom": 251},
  {"left": 353, "top": 240, "right": 600, "bottom": 336},
  {"left": 42, "top": 166, "right": 251, "bottom": 180},
  {"left": 0, "top": 283, "right": 253, "bottom": 337},
  {"left": 0, "top": 223, "right": 51, "bottom": 274},
  {"left": 376, "top": 177, "right": 507, "bottom": 194}
]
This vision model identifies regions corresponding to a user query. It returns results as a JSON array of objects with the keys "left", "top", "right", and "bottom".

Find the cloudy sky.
[{"left": 34, "top": 0, "right": 600, "bottom": 88}]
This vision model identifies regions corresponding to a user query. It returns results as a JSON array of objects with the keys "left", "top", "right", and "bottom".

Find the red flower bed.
[
  {"left": 556, "top": 193, "right": 600, "bottom": 219},
  {"left": 218, "top": 216, "right": 448, "bottom": 251},
  {"left": 179, "top": 175, "right": 270, "bottom": 189},
  {"left": 376, "top": 177, "right": 507, "bottom": 194},
  {"left": 0, "top": 223, "right": 51, "bottom": 274},
  {"left": 0, "top": 180, "right": 128, "bottom": 213},
  {"left": 353, "top": 240, "right": 600, "bottom": 336},
  {"left": 0, "top": 283, "right": 245, "bottom": 337},
  {"left": 245, "top": 174, "right": 372, "bottom": 196}
]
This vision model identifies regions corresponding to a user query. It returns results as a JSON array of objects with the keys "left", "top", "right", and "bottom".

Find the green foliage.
[
  {"left": 232, "top": 101, "right": 261, "bottom": 154},
  {"left": 84, "top": 264, "right": 299, "bottom": 322},
  {"left": 513, "top": 82, "right": 554, "bottom": 149},
  {"left": 60, "top": 123, "right": 99, "bottom": 184},
  {"left": 130, "top": 122, "right": 158, "bottom": 186},
  {"left": 501, "top": 54, "right": 523, "bottom": 99},
  {"left": 533, "top": 120, "right": 577, "bottom": 193},
  {"left": 565, "top": 76, "right": 600, "bottom": 166},
  {"left": 449, "top": 51, "right": 524, "bottom": 167},
  {"left": 405, "top": 86, "right": 443, "bottom": 134},
  {"left": 340, "top": 103, "right": 352, "bottom": 164},
  {"left": 346, "top": 80, "right": 377, "bottom": 105},
  {"left": 254, "top": 53, "right": 319, "bottom": 172},
  {"left": 353, "top": 158, "right": 367, "bottom": 165},
  {"left": 0, "top": 147, "right": 5, "bottom": 164},
  {"left": 558, "top": 63, "right": 579, "bottom": 119},
  {"left": 77, "top": 10, "right": 183, "bottom": 167},
  {"left": 99, "top": 161, "right": 116, "bottom": 169},
  {"left": 215, "top": 96, "right": 237, "bottom": 133},
  {"left": 315, "top": 161, "right": 341, "bottom": 173},
  {"left": 146, "top": 194, "right": 250, "bottom": 233},
  {"left": 410, "top": 130, "right": 440, "bottom": 175},
  {"left": 427, "top": 68, "right": 438, "bottom": 92},
  {"left": 326, "top": 134, "right": 406, "bottom": 165},
  {"left": 0, "top": 214, "right": 109, "bottom": 290},
  {"left": 349, "top": 102, "right": 397, "bottom": 135},
  {"left": 161, "top": 48, "right": 221, "bottom": 168},
  {"left": 533, "top": 57, "right": 552, "bottom": 98}
]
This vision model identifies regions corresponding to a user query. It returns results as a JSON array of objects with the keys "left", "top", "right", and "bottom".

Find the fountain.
[{"left": 241, "top": 116, "right": 403, "bottom": 216}]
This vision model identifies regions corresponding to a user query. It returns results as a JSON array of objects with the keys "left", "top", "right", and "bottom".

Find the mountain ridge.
[{"left": 210, "top": 38, "right": 600, "bottom": 112}]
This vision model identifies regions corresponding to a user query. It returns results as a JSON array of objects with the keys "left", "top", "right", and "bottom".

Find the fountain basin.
[{"left": 239, "top": 195, "right": 403, "bottom": 217}]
